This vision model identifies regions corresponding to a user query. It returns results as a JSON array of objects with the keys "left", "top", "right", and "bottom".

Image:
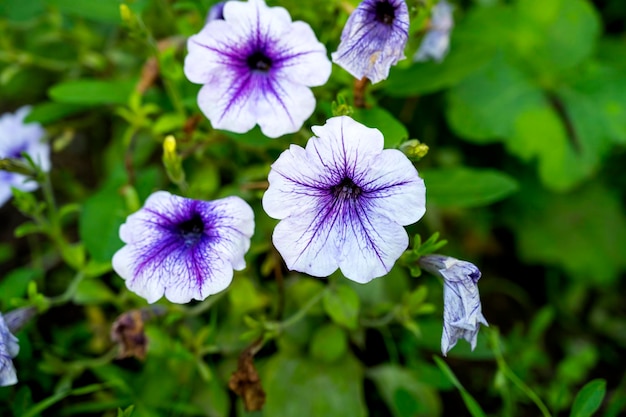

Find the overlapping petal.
[
  {"left": 113, "top": 191, "right": 254, "bottom": 304},
  {"left": 419, "top": 255, "right": 488, "bottom": 356},
  {"left": 413, "top": 0, "right": 454, "bottom": 62},
  {"left": 184, "top": 0, "right": 331, "bottom": 138},
  {"left": 263, "top": 116, "right": 426, "bottom": 283},
  {"left": 332, "top": 0, "right": 409, "bottom": 84},
  {"left": 0, "top": 106, "right": 49, "bottom": 207}
]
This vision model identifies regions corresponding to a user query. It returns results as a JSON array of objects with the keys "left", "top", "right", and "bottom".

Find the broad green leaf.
[
  {"left": 263, "top": 352, "right": 366, "bottom": 417},
  {"left": 352, "top": 107, "right": 408, "bottom": 148},
  {"left": 49, "top": 79, "right": 135, "bottom": 106},
  {"left": 0, "top": 0, "right": 45, "bottom": 21},
  {"left": 570, "top": 379, "right": 606, "bottom": 417},
  {"left": 422, "top": 167, "right": 518, "bottom": 208},
  {"left": 309, "top": 324, "right": 348, "bottom": 363},
  {"left": 510, "top": 183, "right": 626, "bottom": 284},
  {"left": 0, "top": 268, "right": 43, "bottom": 307},
  {"left": 45, "top": 0, "right": 122, "bottom": 23},
  {"left": 323, "top": 284, "right": 360, "bottom": 330},
  {"left": 25, "top": 102, "right": 88, "bottom": 125},
  {"left": 368, "top": 365, "right": 442, "bottom": 417},
  {"left": 73, "top": 278, "right": 116, "bottom": 305}
]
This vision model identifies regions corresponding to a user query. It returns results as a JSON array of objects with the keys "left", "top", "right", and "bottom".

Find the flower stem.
[{"left": 279, "top": 287, "right": 328, "bottom": 330}]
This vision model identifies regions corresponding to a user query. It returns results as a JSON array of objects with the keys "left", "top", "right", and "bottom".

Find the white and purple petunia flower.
[
  {"left": 419, "top": 254, "right": 488, "bottom": 356},
  {"left": 112, "top": 191, "right": 255, "bottom": 304},
  {"left": 0, "top": 312, "right": 19, "bottom": 387},
  {"left": 332, "top": 0, "right": 409, "bottom": 84},
  {"left": 184, "top": 0, "right": 332, "bottom": 138},
  {"left": 0, "top": 106, "right": 49, "bottom": 207},
  {"left": 263, "top": 116, "right": 426, "bottom": 283},
  {"left": 413, "top": 0, "right": 454, "bottom": 63}
]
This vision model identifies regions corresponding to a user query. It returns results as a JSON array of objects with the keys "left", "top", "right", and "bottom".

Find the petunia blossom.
[
  {"left": 419, "top": 254, "right": 488, "bottom": 356},
  {"left": 263, "top": 116, "right": 426, "bottom": 283},
  {"left": 0, "top": 106, "right": 49, "bottom": 207},
  {"left": 112, "top": 191, "right": 254, "bottom": 304},
  {"left": 413, "top": 0, "right": 454, "bottom": 63},
  {"left": 184, "top": 0, "right": 332, "bottom": 138},
  {"left": 332, "top": 0, "right": 409, "bottom": 84},
  {"left": 0, "top": 312, "right": 19, "bottom": 387}
]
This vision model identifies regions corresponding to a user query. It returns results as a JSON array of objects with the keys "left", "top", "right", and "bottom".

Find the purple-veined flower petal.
[
  {"left": 419, "top": 254, "right": 488, "bottom": 356},
  {"left": 113, "top": 191, "right": 255, "bottom": 304},
  {"left": 332, "top": 0, "right": 409, "bottom": 84},
  {"left": 0, "top": 106, "right": 49, "bottom": 207},
  {"left": 184, "top": 0, "right": 331, "bottom": 138},
  {"left": 263, "top": 116, "right": 426, "bottom": 283},
  {"left": 0, "top": 313, "right": 19, "bottom": 387},
  {"left": 413, "top": 0, "right": 454, "bottom": 63}
]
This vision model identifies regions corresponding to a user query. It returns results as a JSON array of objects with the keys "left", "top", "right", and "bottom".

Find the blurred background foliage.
[{"left": 0, "top": 0, "right": 625, "bottom": 416}]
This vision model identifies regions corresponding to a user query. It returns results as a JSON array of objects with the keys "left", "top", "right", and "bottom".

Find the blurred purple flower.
[
  {"left": 206, "top": 1, "right": 228, "bottom": 22},
  {"left": 185, "top": 0, "right": 331, "bottom": 138},
  {"left": 113, "top": 191, "right": 254, "bottom": 304},
  {"left": 332, "top": 0, "right": 409, "bottom": 84},
  {"left": 419, "top": 254, "right": 488, "bottom": 356},
  {"left": 0, "top": 106, "right": 49, "bottom": 207},
  {"left": 263, "top": 116, "right": 426, "bottom": 282},
  {"left": 0, "top": 312, "right": 19, "bottom": 387},
  {"left": 413, "top": 0, "right": 454, "bottom": 62}
]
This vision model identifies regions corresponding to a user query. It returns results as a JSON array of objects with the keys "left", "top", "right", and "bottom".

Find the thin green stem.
[
  {"left": 279, "top": 287, "right": 329, "bottom": 330},
  {"left": 489, "top": 328, "right": 552, "bottom": 417},
  {"left": 49, "top": 272, "right": 85, "bottom": 306}
]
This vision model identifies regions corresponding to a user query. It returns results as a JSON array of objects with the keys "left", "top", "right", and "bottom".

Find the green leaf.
[
  {"left": 309, "top": 324, "right": 348, "bottom": 363},
  {"left": 433, "top": 356, "right": 487, "bottom": 417},
  {"left": 323, "top": 284, "right": 360, "bottom": 330},
  {"left": 45, "top": 0, "right": 122, "bottom": 23},
  {"left": 73, "top": 278, "right": 115, "bottom": 305},
  {"left": 49, "top": 79, "right": 135, "bottom": 106},
  {"left": 422, "top": 167, "right": 518, "bottom": 208},
  {"left": 352, "top": 107, "right": 408, "bottom": 148},
  {"left": 570, "top": 379, "right": 606, "bottom": 417},
  {"left": 368, "top": 365, "right": 442, "bottom": 417},
  {"left": 24, "top": 102, "right": 88, "bottom": 125},
  {"left": 0, "top": 268, "right": 42, "bottom": 307},
  {"left": 263, "top": 352, "right": 366, "bottom": 417}
]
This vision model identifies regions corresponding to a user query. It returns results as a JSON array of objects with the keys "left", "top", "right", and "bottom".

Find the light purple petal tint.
[
  {"left": 0, "top": 106, "right": 49, "bottom": 207},
  {"left": 413, "top": 0, "right": 454, "bottom": 62},
  {"left": 112, "top": 191, "right": 254, "bottom": 304},
  {"left": 185, "top": 0, "right": 332, "bottom": 138},
  {"left": 332, "top": 0, "right": 409, "bottom": 84},
  {"left": 0, "top": 312, "right": 19, "bottom": 387},
  {"left": 263, "top": 116, "right": 426, "bottom": 283},
  {"left": 206, "top": 1, "right": 227, "bottom": 22},
  {"left": 419, "top": 254, "right": 488, "bottom": 356}
]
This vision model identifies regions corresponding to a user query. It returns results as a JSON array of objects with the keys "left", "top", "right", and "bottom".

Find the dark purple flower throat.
[
  {"left": 177, "top": 212, "right": 205, "bottom": 245},
  {"left": 374, "top": 0, "right": 396, "bottom": 25},
  {"left": 247, "top": 51, "right": 273, "bottom": 72},
  {"left": 331, "top": 176, "right": 362, "bottom": 199}
]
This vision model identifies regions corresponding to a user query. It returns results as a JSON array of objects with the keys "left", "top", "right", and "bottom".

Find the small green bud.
[{"left": 399, "top": 139, "right": 429, "bottom": 160}]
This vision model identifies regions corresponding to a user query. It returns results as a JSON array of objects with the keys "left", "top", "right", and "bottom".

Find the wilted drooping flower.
[
  {"left": 185, "top": 0, "right": 331, "bottom": 138},
  {"left": 263, "top": 116, "right": 426, "bottom": 283},
  {"left": 0, "top": 106, "right": 49, "bottom": 207},
  {"left": 0, "top": 313, "right": 20, "bottom": 387},
  {"left": 413, "top": 0, "right": 454, "bottom": 63},
  {"left": 332, "top": 0, "right": 409, "bottom": 84},
  {"left": 419, "top": 255, "right": 488, "bottom": 356},
  {"left": 113, "top": 191, "right": 254, "bottom": 304}
]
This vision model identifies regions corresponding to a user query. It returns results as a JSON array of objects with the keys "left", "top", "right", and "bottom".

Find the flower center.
[
  {"left": 331, "top": 177, "right": 362, "bottom": 199},
  {"left": 374, "top": 1, "right": 396, "bottom": 25},
  {"left": 177, "top": 213, "right": 205, "bottom": 244},
  {"left": 247, "top": 51, "right": 273, "bottom": 72}
]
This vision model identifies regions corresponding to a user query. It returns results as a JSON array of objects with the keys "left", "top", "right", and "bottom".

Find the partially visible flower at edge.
[
  {"left": 419, "top": 254, "right": 488, "bottom": 356},
  {"left": 413, "top": 0, "right": 454, "bottom": 63},
  {"left": 113, "top": 191, "right": 255, "bottom": 304},
  {"left": 332, "top": 0, "right": 410, "bottom": 84},
  {"left": 263, "top": 115, "right": 426, "bottom": 283},
  {"left": 0, "top": 106, "right": 49, "bottom": 208},
  {"left": 185, "top": 0, "right": 332, "bottom": 138},
  {"left": 206, "top": 1, "right": 228, "bottom": 22},
  {"left": 0, "top": 312, "right": 21, "bottom": 387}
]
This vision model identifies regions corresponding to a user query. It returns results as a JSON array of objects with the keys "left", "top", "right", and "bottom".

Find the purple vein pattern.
[
  {"left": 413, "top": 0, "right": 454, "bottom": 63},
  {"left": 263, "top": 116, "right": 426, "bottom": 283},
  {"left": 112, "top": 191, "right": 255, "bottom": 304},
  {"left": 184, "top": 0, "right": 332, "bottom": 138},
  {"left": 0, "top": 106, "right": 49, "bottom": 207},
  {"left": 332, "top": 0, "right": 409, "bottom": 84},
  {"left": 0, "top": 313, "right": 19, "bottom": 387},
  {"left": 419, "top": 254, "right": 489, "bottom": 356}
]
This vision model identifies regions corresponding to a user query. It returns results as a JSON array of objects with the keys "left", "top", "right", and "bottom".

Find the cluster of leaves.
[{"left": 1, "top": 0, "right": 625, "bottom": 416}]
